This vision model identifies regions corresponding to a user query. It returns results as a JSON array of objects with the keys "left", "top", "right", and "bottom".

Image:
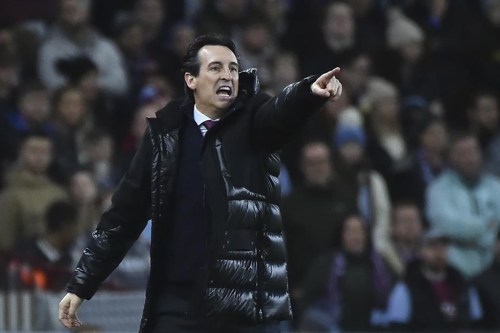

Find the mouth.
[{"left": 216, "top": 85, "right": 232, "bottom": 97}]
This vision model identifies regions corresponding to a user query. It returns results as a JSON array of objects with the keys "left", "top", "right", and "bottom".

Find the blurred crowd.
[{"left": 0, "top": 0, "right": 500, "bottom": 331}]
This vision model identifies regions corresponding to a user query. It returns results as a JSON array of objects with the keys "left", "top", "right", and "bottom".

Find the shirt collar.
[{"left": 193, "top": 105, "right": 218, "bottom": 126}]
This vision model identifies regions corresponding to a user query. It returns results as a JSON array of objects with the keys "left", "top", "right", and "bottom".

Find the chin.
[{"left": 217, "top": 99, "right": 235, "bottom": 108}]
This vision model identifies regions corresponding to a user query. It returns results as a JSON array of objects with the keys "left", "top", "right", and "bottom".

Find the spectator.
[
  {"left": 0, "top": 133, "right": 67, "bottom": 252},
  {"left": 382, "top": 9, "right": 438, "bottom": 101},
  {"left": 301, "top": 2, "right": 358, "bottom": 75},
  {"left": 390, "top": 201, "right": 425, "bottom": 276},
  {"left": 0, "top": 41, "right": 18, "bottom": 113},
  {"left": 5, "top": 81, "right": 54, "bottom": 156},
  {"left": 362, "top": 77, "right": 415, "bottom": 201},
  {"left": 15, "top": 200, "right": 79, "bottom": 291},
  {"left": 399, "top": 95, "right": 432, "bottom": 150},
  {"left": 80, "top": 129, "right": 118, "bottom": 189},
  {"left": 467, "top": 90, "right": 499, "bottom": 153},
  {"left": 255, "top": 0, "right": 290, "bottom": 39},
  {"left": 426, "top": 132, "right": 500, "bottom": 278},
  {"left": 56, "top": 54, "right": 127, "bottom": 142},
  {"left": 38, "top": 0, "right": 128, "bottom": 96},
  {"left": 411, "top": 116, "right": 449, "bottom": 207},
  {"left": 50, "top": 85, "right": 90, "bottom": 183},
  {"left": 157, "top": 21, "right": 197, "bottom": 97},
  {"left": 299, "top": 214, "right": 392, "bottom": 332},
  {"left": 234, "top": 13, "right": 276, "bottom": 89},
  {"left": 404, "top": 0, "right": 474, "bottom": 128},
  {"left": 266, "top": 51, "right": 300, "bottom": 96},
  {"left": 474, "top": 230, "right": 500, "bottom": 330},
  {"left": 114, "top": 18, "right": 160, "bottom": 105},
  {"left": 332, "top": 124, "right": 398, "bottom": 277},
  {"left": 68, "top": 169, "right": 100, "bottom": 234},
  {"left": 133, "top": 0, "right": 170, "bottom": 54},
  {"left": 281, "top": 141, "right": 354, "bottom": 322},
  {"left": 386, "top": 229, "right": 483, "bottom": 331},
  {"left": 116, "top": 102, "right": 157, "bottom": 179},
  {"left": 338, "top": 50, "right": 372, "bottom": 104}
]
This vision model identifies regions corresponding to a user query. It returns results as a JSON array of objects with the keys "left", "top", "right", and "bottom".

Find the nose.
[{"left": 221, "top": 66, "right": 231, "bottom": 80}]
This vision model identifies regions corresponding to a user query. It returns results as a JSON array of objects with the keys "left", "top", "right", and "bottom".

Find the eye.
[
  {"left": 209, "top": 65, "right": 220, "bottom": 72},
  {"left": 230, "top": 67, "right": 238, "bottom": 73}
]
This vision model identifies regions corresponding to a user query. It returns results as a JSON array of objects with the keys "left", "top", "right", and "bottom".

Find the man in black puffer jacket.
[{"left": 58, "top": 34, "right": 342, "bottom": 333}]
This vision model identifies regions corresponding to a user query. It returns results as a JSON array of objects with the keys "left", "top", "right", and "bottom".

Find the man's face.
[
  {"left": 393, "top": 205, "right": 423, "bottom": 243},
  {"left": 450, "top": 136, "right": 482, "bottom": 181},
  {"left": 300, "top": 143, "right": 333, "bottom": 187},
  {"left": 185, "top": 45, "right": 239, "bottom": 117},
  {"left": 20, "top": 90, "right": 50, "bottom": 123},
  {"left": 474, "top": 95, "right": 498, "bottom": 131},
  {"left": 421, "top": 121, "right": 448, "bottom": 153},
  {"left": 338, "top": 141, "right": 364, "bottom": 166},
  {"left": 21, "top": 137, "right": 52, "bottom": 175},
  {"left": 60, "top": 0, "right": 89, "bottom": 27},
  {"left": 342, "top": 216, "right": 366, "bottom": 254},
  {"left": 70, "top": 171, "right": 97, "bottom": 204},
  {"left": 421, "top": 241, "right": 448, "bottom": 272}
]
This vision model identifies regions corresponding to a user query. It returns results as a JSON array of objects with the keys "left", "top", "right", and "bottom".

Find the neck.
[{"left": 195, "top": 105, "right": 224, "bottom": 119}]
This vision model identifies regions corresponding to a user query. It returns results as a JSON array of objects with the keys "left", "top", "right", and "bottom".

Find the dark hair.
[
  {"left": 17, "top": 80, "right": 47, "bottom": 102},
  {"left": 448, "top": 130, "right": 477, "bottom": 149},
  {"left": 181, "top": 33, "right": 238, "bottom": 100},
  {"left": 45, "top": 200, "right": 78, "bottom": 232},
  {"left": 20, "top": 129, "right": 52, "bottom": 147}
]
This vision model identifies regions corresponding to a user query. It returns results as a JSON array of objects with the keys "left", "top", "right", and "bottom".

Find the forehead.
[{"left": 197, "top": 45, "right": 238, "bottom": 66}]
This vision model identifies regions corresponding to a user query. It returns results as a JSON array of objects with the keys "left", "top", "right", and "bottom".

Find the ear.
[{"left": 185, "top": 72, "right": 196, "bottom": 90}]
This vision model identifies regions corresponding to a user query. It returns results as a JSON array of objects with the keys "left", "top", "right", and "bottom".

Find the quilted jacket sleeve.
[
  {"left": 251, "top": 75, "right": 327, "bottom": 151},
  {"left": 66, "top": 133, "right": 152, "bottom": 299}
]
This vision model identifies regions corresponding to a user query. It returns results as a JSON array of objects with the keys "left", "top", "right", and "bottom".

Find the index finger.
[{"left": 320, "top": 67, "right": 341, "bottom": 82}]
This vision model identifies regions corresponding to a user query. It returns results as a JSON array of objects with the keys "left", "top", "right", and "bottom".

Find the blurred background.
[{"left": 1, "top": 0, "right": 500, "bottom": 332}]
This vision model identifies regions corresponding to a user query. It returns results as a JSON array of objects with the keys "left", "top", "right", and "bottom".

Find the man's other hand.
[{"left": 59, "top": 292, "right": 84, "bottom": 328}]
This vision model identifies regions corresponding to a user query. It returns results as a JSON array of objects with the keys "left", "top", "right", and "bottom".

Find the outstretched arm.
[
  {"left": 59, "top": 293, "right": 84, "bottom": 328},
  {"left": 252, "top": 67, "right": 342, "bottom": 151}
]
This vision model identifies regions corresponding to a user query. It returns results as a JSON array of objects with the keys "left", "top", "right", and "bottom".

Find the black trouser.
[
  {"left": 147, "top": 313, "right": 281, "bottom": 333},
  {"left": 147, "top": 288, "right": 281, "bottom": 333}
]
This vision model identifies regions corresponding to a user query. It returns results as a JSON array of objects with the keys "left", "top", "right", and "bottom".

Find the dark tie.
[{"left": 202, "top": 120, "right": 218, "bottom": 130}]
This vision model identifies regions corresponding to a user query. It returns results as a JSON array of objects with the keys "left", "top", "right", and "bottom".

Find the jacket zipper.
[{"left": 256, "top": 223, "right": 265, "bottom": 322}]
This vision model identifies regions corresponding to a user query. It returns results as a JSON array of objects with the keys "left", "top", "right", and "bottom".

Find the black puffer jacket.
[{"left": 66, "top": 70, "right": 326, "bottom": 332}]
